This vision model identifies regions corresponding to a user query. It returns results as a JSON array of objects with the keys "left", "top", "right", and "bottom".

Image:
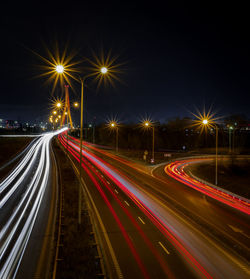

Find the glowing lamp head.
[
  {"left": 202, "top": 119, "right": 208, "bottom": 125},
  {"left": 74, "top": 102, "right": 79, "bottom": 107},
  {"left": 53, "top": 110, "right": 57, "bottom": 115},
  {"left": 56, "top": 102, "right": 62, "bottom": 108},
  {"left": 145, "top": 121, "right": 150, "bottom": 127},
  {"left": 101, "top": 67, "right": 108, "bottom": 74},
  {"left": 56, "top": 64, "right": 64, "bottom": 73},
  {"left": 110, "top": 122, "right": 116, "bottom": 127}
]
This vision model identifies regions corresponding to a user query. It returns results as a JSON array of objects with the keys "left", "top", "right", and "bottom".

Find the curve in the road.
[{"left": 164, "top": 159, "right": 250, "bottom": 215}]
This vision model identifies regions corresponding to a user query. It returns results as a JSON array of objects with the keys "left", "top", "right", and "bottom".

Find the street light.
[
  {"left": 196, "top": 116, "right": 219, "bottom": 185},
  {"left": 228, "top": 126, "right": 233, "bottom": 153},
  {"left": 56, "top": 101, "right": 63, "bottom": 109},
  {"left": 192, "top": 108, "right": 220, "bottom": 185},
  {"left": 109, "top": 121, "right": 119, "bottom": 153},
  {"left": 73, "top": 102, "right": 79, "bottom": 108},
  {"left": 78, "top": 66, "right": 109, "bottom": 224},
  {"left": 101, "top": 67, "right": 108, "bottom": 74},
  {"left": 56, "top": 64, "right": 64, "bottom": 74},
  {"left": 143, "top": 121, "right": 155, "bottom": 163}
]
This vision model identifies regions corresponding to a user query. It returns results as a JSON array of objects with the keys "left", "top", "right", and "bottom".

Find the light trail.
[
  {"left": 59, "top": 133, "right": 250, "bottom": 279},
  {"left": 59, "top": 134, "right": 214, "bottom": 278},
  {"left": 164, "top": 159, "right": 250, "bottom": 215},
  {"left": 59, "top": 137, "right": 151, "bottom": 278},
  {"left": 59, "top": 135, "right": 175, "bottom": 278},
  {"left": 0, "top": 128, "right": 66, "bottom": 279}
]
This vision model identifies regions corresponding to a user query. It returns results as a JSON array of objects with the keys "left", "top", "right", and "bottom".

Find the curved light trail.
[
  {"left": 164, "top": 159, "right": 250, "bottom": 215},
  {"left": 0, "top": 128, "right": 66, "bottom": 279}
]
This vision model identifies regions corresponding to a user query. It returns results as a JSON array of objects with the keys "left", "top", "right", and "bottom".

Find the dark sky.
[{"left": 0, "top": 1, "right": 249, "bottom": 124}]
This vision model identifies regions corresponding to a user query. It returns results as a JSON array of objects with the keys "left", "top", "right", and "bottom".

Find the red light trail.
[
  {"left": 164, "top": 160, "right": 250, "bottom": 215},
  {"left": 58, "top": 133, "right": 214, "bottom": 279}
]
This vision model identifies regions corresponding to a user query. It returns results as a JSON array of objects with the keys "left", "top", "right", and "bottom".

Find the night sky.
[{"left": 1, "top": 2, "right": 249, "bottom": 124}]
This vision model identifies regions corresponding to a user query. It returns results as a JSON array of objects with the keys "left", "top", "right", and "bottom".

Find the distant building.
[{"left": 0, "top": 119, "right": 20, "bottom": 129}]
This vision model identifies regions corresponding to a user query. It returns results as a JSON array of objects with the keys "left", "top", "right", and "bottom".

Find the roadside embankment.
[{"left": 0, "top": 136, "right": 33, "bottom": 179}]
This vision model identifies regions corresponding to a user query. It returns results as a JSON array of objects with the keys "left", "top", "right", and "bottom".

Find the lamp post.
[
  {"left": 144, "top": 121, "right": 155, "bottom": 163},
  {"left": 110, "top": 121, "right": 119, "bottom": 153},
  {"left": 78, "top": 67, "right": 108, "bottom": 224},
  {"left": 215, "top": 125, "right": 218, "bottom": 185},
  {"left": 55, "top": 62, "right": 110, "bottom": 224},
  {"left": 201, "top": 119, "right": 218, "bottom": 185},
  {"left": 228, "top": 126, "right": 233, "bottom": 153}
]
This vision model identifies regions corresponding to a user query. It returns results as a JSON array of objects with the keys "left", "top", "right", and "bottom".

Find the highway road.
[
  {"left": 59, "top": 133, "right": 250, "bottom": 279},
  {"left": 0, "top": 129, "right": 66, "bottom": 279}
]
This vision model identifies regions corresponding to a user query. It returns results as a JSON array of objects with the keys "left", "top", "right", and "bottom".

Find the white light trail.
[{"left": 0, "top": 128, "right": 66, "bottom": 279}]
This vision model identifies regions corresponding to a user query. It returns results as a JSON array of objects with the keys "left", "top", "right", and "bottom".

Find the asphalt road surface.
[{"left": 59, "top": 133, "right": 250, "bottom": 279}]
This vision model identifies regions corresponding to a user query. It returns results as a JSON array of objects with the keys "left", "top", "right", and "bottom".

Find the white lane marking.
[
  {"left": 114, "top": 189, "right": 119, "bottom": 194},
  {"left": 68, "top": 156, "right": 124, "bottom": 279},
  {"left": 158, "top": 241, "right": 170, "bottom": 255},
  {"left": 124, "top": 201, "right": 130, "bottom": 206},
  {"left": 138, "top": 217, "right": 145, "bottom": 225}
]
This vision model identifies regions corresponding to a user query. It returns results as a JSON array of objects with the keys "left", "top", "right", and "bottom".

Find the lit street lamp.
[
  {"left": 56, "top": 64, "right": 64, "bottom": 73},
  {"left": 143, "top": 121, "right": 155, "bottom": 163},
  {"left": 109, "top": 121, "right": 119, "bottom": 153},
  {"left": 228, "top": 126, "right": 233, "bottom": 153},
  {"left": 53, "top": 56, "right": 117, "bottom": 225},
  {"left": 56, "top": 101, "right": 63, "bottom": 109},
  {"left": 199, "top": 118, "right": 219, "bottom": 185},
  {"left": 101, "top": 67, "right": 108, "bottom": 74},
  {"left": 73, "top": 102, "right": 79, "bottom": 108},
  {"left": 78, "top": 66, "right": 108, "bottom": 224}
]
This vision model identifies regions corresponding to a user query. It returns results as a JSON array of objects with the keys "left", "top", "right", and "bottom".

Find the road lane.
[
  {"left": 59, "top": 133, "right": 250, "bottom": 278},
  {"left": 0, "top": 129, "right": 66, "bottom": 279},
  {"left": 80, "top": 139, "right": 250, "bottom": 255},
  {"left": 59, "top": 134, "right": 199, "bottom": 278}
]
